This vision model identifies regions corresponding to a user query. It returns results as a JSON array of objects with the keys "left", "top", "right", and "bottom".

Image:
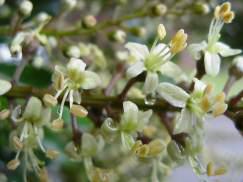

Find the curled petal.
[
  {"left": 188, "top": 41, "right": 207, "bottom": 60},
  {"left": 216, "top": 42, "right": 241, "bottom": 57}
]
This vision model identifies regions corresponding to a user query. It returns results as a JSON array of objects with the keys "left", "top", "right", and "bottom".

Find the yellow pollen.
[
  {"left": 212, "top": 103, "right": 227, "bottom": 117},
  {"left": 223, "top": 11, "right": 235, "bottom": 23},
  {"left": 70, "top": 104, "right": 88, "bottom": 117},
  {"left": 206, "top": 162, "right": 214, "bottom": 176}
]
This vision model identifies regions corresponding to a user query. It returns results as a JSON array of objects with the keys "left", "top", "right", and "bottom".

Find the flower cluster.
[{"left": 7, "top": 97, "right": 58, "bottom": 179}]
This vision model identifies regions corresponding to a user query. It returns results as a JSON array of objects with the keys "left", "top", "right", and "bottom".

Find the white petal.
[
  {"left": 120, "top": 132, "right": 135, "bottom": 151},
  {"left": 81, "top": 71, "right": 101, "bottom": 89},
  {"left": 73, "top": 90, "right": 81, "bottom": 104},
  {"left": 137, "top": 110, "right": 153, "bottom": 131},
  {"left": 151, "top": 43, "right": 170, "bottom": 57},
  {"left": 123, "top": 101, "right": 138, "bottom": 123},
  {"left": 192, "top": 78, "right": 206, "bottom": 95},
  {"left": 216, "top": 42, "right": 242, "bottom": 57},
  {"left": 188, "top": 41, "right": 207, "bottom": 60},
  {"left": 204, "top": 51, "right": 221, "bottom": 76},
  {"left": 143, "top": 72, "right": 159, "bottom": 95},
  {"left": 159, "top": 62, "right": 187, "bottom": 82},
  {"left": 127, "top": 61, "right": 145, "bottom": 78},
  {"left": 233, "top": 56, "right": 243, "bottom": 72},
  {"left": 157, "top": 82, "right": 189, "bottom": 108},
  {"left": 0, "top": 80, "right": 12, "bottom": 96},
  {"left": 67, "top": 58, "right": 86, "bottom": 73},
  {"left": 174, "top": 108, "right": 195, "bottom": 134},
  {"left": 69, "top": 89, "right": 74, "bottom": 108},
  {"left": 125, "top": 42, "right": 149, "bottom": 60}
]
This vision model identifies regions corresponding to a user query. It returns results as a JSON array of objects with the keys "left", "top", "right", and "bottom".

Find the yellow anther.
[
  {"left": 200, "top": 96, "right": 211, "bottom": 112},
  {"left": 131, "top": 140, "right": 143, "bottom": 153},
  {"left": 135, "top": 144, "right": 150, "bottom": 158},
  {"left": 157, "top": 24, "right": 166, "bottom": 40},
  {"left": 223, "top": 11, "right": 235, "bottom": 23},
  {"left": 53, "top": 70, "right": 64, "bottom": 91},
  {"left": 143, "top": 125, "right": 157, "bottom": 138},
  {"left": 52, "top": 118, "right": 64, "bottom": 130},
  {"left": 219, "top": 2, "right": 231, "bottom": 16},
  {"left": 170, "top": 29, "right": 187, "bottom": 54},
  {"left": 215, "top": 92, "right": 225, "bottom": 103},
  {"left": 148, "top": 139, "right": 165, "bottom": 156},
  {"left": 13, "top": 136, "right": 23, "bottom": 150},
  {"left": 70, "top": 104, "right": 88, "bottom": 118},
  {"left": 206, "top": 162, "right": 214, "bottom": 176},
  {"left": 39, "top": 168, "right": 49, "bottom": 182},
  {"left": 212, "top": 103, "right": 227, "bottom": 117},
  {"left": 214, "top": 166, "right": 227, "bottom": 176},
  {"left": 204, "top": 83, "right": 213, "bottom": 95},
  {"left": 46, "top": 149, "right": 59, "bottom": 159},
  {"left": 7, "top": 159, "right": 20, "bottom": 170},
  {"left": 43, "top": 94, "right": 58, "bottom": 107}
]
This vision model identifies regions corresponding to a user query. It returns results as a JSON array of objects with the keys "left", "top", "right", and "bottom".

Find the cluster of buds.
[
  {"left": 43, "top": 58, "right": 100, "bottom": 129},
  {"left": 7, "top": 97, "right": 59, "bottom": 176}
]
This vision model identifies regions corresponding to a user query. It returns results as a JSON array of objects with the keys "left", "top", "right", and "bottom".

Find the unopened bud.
[
  {"left": 43, "top": 94, "right": 57, "bottom": 107},
  {"left": 109, "top": 30, "right": 126, "bottom": 43},
  {"left": 82, "top": 15, "right": 97, "bottom": 28},
  {"left": 150, "top": 4, "right": 167, "bottom": 17},
  {"left": 0, "top": 109, "right": 10, "bottom": 120},
  {"left": 70, "top": 104, "right": 88, "bottom": 118},
  {"left": 35, "top": 13, "right": 51, "bottom": 24},
  {"left": 130, "top": 27, "right": 146, "bottom": 37},
  {"left": 63, "top": 0, "right": 77, "bottom": 10},
  {"left": 7, "top": 159, "right": 20, "bottom": 170},
  {"left": 46, "top": 149, "right": 59, "bottom": 159},
  {"left": 52, "top": 118, "right": 64, "bottom": 130},
  {"left": 19, "top": 0, "right": 33, "bottom": 16},
  {"left": 67, "top": 45, "right": 81, "bottom": 58},
  {"left": 157, "top": 24, "right": 166, "bottom": 40},
  {"left": 13, "top": 136, "right": 23, "bottom": 150},
  {"left": 193, "top": 3, "right": 210, "bottom": 15}
]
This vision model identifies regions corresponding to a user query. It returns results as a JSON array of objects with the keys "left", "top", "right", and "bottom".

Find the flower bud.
[
  {"left": 52, "top": 118, "right": 64, "bottom": 130},
  {"left": 148, "top": 139, "right": 165, "bottom": 156},
  {"left": 150, "top": 4, "right": 167, "bottom": 17},
  {"left": 46, "top": 149, "right": 59, "bottom": 159},
  {"left": 109, "top": 30, "right": 126, "bottom": 43},
  {"left": 63, "top": 0, "right": 77, "bottom": 10},
  {"left": 82, "top": 133, "right": 97, "bottom": 157},
  {"left": 7, "top": 159, "right": 20, "bottom": 170},
  {"left": 0, "top": 109, "right": 10, "bottom": 120},
  {"left": 157, "top": 24, "right": 166, "bottom": 41},
  {"left": 130, "top": 27, "right": 146, "bottom": 37},
  {"left": 70, "top": 104, "right": 88, "bottom": 118},
  {"left": 82, "top": 15, "right": 97, "bottom": 28},
  {"left": 43, "top": 94, "right": 58, "bottom": 107},
  {"left": 19, "top": 0, "right": 33, "bottom": 16},
  {"left": 193, "top": 3, "right": 210, "bottom": 15},
  {"left": 35, "top": 12, "right": 51, "bottom": 24},
  {"left": 64, "top": 142, "right": 80, "bottom": 159},
  {"left": 23, "top": 97, "right": 42, "bottom": 122},
  {"left": 101, "top": 118, "right": 118, "bottom": 138},
  {"left": 67, "top": 45, "right": 81, "bottom": 58},
  {"left": 13, "top": 136, "right": 23, "bottom": 150}
]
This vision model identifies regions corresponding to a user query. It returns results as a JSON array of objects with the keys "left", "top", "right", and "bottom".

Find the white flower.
[
  {"left": 189, "top": 2, "right": 241, "bottom": 76},
  {"left": 156, "top": 78, "right": 227, "bottom": 134},
  {"left": 49, "top": 58, "right": 100, "bottom": 120}
]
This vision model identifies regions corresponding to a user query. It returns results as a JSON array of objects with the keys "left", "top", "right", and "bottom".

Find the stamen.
[
  {"left": 34, "top": 126, "right": 46, "bottom": 152},
  {"left": 58, "top": 89, "right": 70, "bottom": 119}
]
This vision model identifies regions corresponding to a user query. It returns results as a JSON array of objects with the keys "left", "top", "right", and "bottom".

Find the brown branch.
[{"left": 71, "top": 115, "right": 82, "bottom": 147}]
